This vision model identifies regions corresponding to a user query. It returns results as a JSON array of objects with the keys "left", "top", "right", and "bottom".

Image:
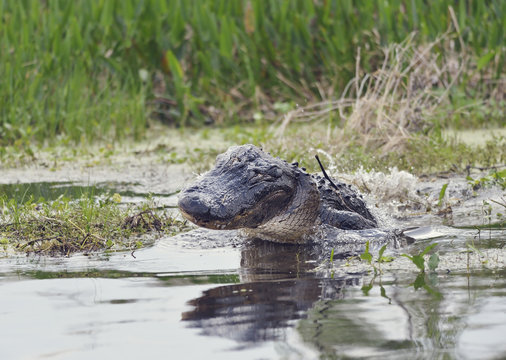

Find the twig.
[
  {"left": 40, "top": 215, "right": 107, "bottom": 243},
  {"left": 489, "top": 198, "right": 506, "bottom": 209},
  {"left": 315, "top": 155, "right": 338, "bottom": 190},
  {"left": 22, "top": 236, "right": 61, "bottom": 246}
]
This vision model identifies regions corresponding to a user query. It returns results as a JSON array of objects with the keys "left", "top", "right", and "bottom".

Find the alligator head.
[{"left": 178, "top": 145, "right": 320, "bottom": 243}]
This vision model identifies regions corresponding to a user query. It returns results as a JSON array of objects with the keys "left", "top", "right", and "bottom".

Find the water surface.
[{"left": 0, "top": 172, "right": 504, "bottom": 359}]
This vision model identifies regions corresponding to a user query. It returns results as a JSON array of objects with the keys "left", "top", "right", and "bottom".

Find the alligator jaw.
[{"left": 179, "top": 188, "right": 292, "bottom": 230}]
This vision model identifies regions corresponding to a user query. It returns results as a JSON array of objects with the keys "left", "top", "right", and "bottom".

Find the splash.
[{"left": 332, "top": 166, "right": 426, "bottom": 227}]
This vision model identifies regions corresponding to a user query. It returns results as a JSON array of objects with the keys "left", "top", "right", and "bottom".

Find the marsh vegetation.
[{"left": 1, "top": 1, "right": 503, "bottom": 148}]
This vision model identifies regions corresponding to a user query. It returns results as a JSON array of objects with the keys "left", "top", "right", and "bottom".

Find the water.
[
  {"left": 0, "top": 182, "right": 179, "bottom": 207},
  {"left": 0, "top": 173, "right": 504, "bottom": 360}
]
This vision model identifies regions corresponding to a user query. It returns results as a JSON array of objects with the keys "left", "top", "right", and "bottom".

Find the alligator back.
[{"left": 312, "top": 173, "right": 377, "bottom": 224}]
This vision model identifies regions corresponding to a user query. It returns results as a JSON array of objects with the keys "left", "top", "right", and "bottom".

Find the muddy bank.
[
  {"left": 0, "top": 127, "right": 233, "bottom": 193},
  {"left": 0, "top": 161, "right": 189, "bottom": 196}
]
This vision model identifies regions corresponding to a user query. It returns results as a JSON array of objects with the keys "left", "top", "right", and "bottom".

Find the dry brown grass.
[{"left": 273, "top": 33, "right": 477, "bottom": 155}]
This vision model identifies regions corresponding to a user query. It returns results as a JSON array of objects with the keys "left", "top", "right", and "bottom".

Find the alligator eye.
[
  {"left": 229, "top": 156, "right": 246, "bottom": 168},
  {"left": 248, "top": 170, "right": 262, "bottom": 183},
  {"left": 266, "top": 166, "right": 282, "bottom": 178},
  {"left": 248, "top": 170, "right": 273, "bottom": 184}
]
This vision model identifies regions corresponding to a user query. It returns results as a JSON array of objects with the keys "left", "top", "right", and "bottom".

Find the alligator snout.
[
  {"left": 178, "top": 194, "right": 210, "bottom": 221},
  {"left": 178, "top": 185, "right": 234, "bottom": 229}
]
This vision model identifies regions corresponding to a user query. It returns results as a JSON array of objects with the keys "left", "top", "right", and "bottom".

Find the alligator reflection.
[{"left": 181, "top": 239, "right": 361, "bottom": 342}]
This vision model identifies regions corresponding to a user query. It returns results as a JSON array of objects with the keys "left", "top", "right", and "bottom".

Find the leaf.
[
  {"left": 380, "top": 255, "right": 395, "bottom": 263},
  {"left": 379, "top": 285, "right": 391, "bottom": 303},
  {"left": 413, "top": 272, "right": 426, "bottom": 290},
  {"left": 360, "top": 251, "right": 372, "bottom": 264},
  {"left": 378, "top": 244, "right": 394, "bottom": 263},
  {"left": 412, "top": 255, "right": 425, "bottom": 271},
  {"left": 428, "top": 253, "right": 440, "bottom": 271},
  {"left": 437, "top": 183, "right": 448, "bottom": 207},
  {"left": 360, "top": 240, "right": 372, "bottom": 264},
  {"left": 477, "top": 51, "right": 495, "bottom": 71},
  {"left": 496, "top": 169, "right": 506, "bottom": 178},
  {"left": 361, "top": 279, "right": 374, "bottom": 295},
  {"left": 165, "top": 50, "right": 183, "bottom": 80},
  {"left": 219, "top": 17, "right": 234, "bottom": 59},
  {"left": 361, "top": 284, "right": 372, "bottom": 295},
  {"left": 330, "top": 248, "right": 335, "bottom": 263},
  {"left": 401, "top": 254, "right": 413, "bottom": 261},
  {"left": 422, "top": 243, "right": 438, "bottom": 256},
  {"left": 378, "top": 244, "right": 387, "bottom": 259}
]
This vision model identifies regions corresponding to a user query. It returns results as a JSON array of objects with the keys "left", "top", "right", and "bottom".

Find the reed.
[{"left": 0, "top": 0, "right": 503, "bottom": 146}]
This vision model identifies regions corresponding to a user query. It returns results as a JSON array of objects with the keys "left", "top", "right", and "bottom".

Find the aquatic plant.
[
  {"left": 360, "top": 241, "right": 373, "bottom": 264},
  {"left": 411, "top": 272, "right": 442, "bottom": 298},
  {"left": 437, "top": 183, "right": 449, "bottom": 208},
  {"left": 467, "top": 169, "right": 506, "bottom": 191},
  {"left": 359, "top": 241, "right": 394, "bottom": 274},
  {"left": 401, "top": 243, "right": 439, "bottom": 272}
]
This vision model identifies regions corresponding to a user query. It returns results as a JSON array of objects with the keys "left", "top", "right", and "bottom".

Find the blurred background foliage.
[{"left": 0, "top": 0, "right": 504, "bottom": 147}]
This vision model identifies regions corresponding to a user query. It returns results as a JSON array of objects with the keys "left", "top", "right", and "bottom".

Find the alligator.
[{"left": 178, "top": 144, "right": 381, "bottom": 244}]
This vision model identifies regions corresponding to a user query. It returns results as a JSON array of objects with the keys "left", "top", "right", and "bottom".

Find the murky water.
[{"left": 0, "top": 170, "right": 504, "bottom": 360}]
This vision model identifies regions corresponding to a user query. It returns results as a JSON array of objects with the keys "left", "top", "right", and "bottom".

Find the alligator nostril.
[
  {"left": 178, "top": 195, "right": 209, "bottom": 217},
  {"left": 183, "top": 185, "right": 200, "bottom": 193}
]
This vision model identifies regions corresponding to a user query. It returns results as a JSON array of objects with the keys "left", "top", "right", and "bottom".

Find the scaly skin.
[{"left": 178, "top": 144, "right": 377, "bottom": 243}]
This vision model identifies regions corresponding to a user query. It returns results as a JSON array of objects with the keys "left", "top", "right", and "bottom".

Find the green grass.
[
  {"left": 0, "top": 193, "right": 191, "bottom": 255},
  {"left": 0, "top": 0, "right": 504, "bottom": 148},
  {"left": 222, "top": 121, "right": 505, "bottom": 176}
]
